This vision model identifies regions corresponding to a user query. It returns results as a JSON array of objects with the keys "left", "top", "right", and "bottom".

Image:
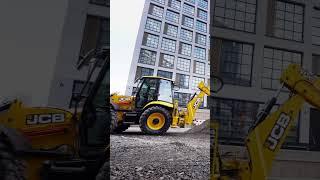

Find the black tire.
[
  {"left": 114, "top": 124, "right": 130, "bottom": 133},
  {"left": 0, "top": 140, "right": 26, "bottom": 180},
  {"left": 110, "top": 108, "right": 119, "bottom": 134},
  {"left": 139, "top": 106, "right": 171, "bottom": 135}
]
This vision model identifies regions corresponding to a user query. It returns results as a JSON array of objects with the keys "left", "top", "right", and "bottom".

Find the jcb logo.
[
  {"left": 26, "top": 113, "right": 65, "bottom": 125},
  {"left": 264, "top": 113, "right": 290, "bottom": 151},
  {"left": 193, "top": 98, "right": 202, "bottom": 109}
]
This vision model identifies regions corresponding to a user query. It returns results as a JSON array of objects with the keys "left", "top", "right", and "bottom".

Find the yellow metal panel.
[
  {"left": 0, "top": 100, "right": 77, "bottom": 180},
  {"left": 143, "top": 101, "right": 173, "bottom": 109}
]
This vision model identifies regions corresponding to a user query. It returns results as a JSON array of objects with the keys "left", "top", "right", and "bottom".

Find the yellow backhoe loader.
[
  {"left": 110, "top": 76, "right": 222, "bottom": 135},
  {"left": 0, "top": 47, "right": 110, "bottom": 180},
  {"left": 211, "top": 64, "right": 320, "bottom": 180}
]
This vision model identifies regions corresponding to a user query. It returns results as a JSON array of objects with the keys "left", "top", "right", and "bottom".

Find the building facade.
[
  {"left": 210, "top": 0, "right": 320, "bottom": 179},
  {"left": 0, "top": 0, "right": 109, "bottom": 108},
  {"left": 126, "top": 0, "right": 210, "bottom": 108}
]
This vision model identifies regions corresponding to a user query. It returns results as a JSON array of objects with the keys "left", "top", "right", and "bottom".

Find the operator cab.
[{"left": 134, "top": 76, "right": 174, "bottom": 109}]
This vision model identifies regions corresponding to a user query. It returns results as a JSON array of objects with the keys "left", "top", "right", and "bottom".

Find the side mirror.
[{"left": 211, "top": 76, "right": 224, "bottom": 93}]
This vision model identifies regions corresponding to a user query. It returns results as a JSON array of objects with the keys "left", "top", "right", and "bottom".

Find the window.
[
  {"left": 267, "top": 0, "right": 304, "bottom": 41},
  {"left": 157, "top": 70, "right": 173, "bottom": 79},
  {"left": 212, "top": 98, "right": 260, "bottom": 141},
  {"left": 90, "top": 0, "right": 109, "bottom": 6},
  {"left": 312, "top": 7, "right": 320, "bottom": 45},
  {"left": 182, "top": 15, "right": 194, "bottom": 28},
  {"left": 138, "top": 49, "right": 157, "bottom": 65},
  {"left": 135, "top": 66, "right": 154, "bottom": 80},
  {"left": 145, "top": 18, "right": 162, "bottom": 32},
  {"left": 212, "top": 38, "right": 253, "bottom": 86},
  {"left": 183, "top": 3, "right": 195, "bottom": 16},
  {"left": 174, "top": 92, "right": 191, "bottom": 107},
  {"left": 180, "top": 28, "right": 193, "bottom": 42},
  {"left": 192, "top": 77, "right": 205, "bottom": 90},
  {"left": 161, "top": 38, "right": 176, "bottom": 52},
  {"left": 212, "top": 97, "right": 300, "bottom": 146},
  {"left": 168, "top": 0, "right": 181, "bottom": 11},
  {"left": 158, "top": 79, "right": 174, "bottom": 103},
  {"left": 175, "top": 73, "right": 190, "bottom": 89},
  {"left": 312, "top": 55, "right": 320, "bottom": 75},
  {"left": 179, "top": 43, "right": 192, "bottom": 56},
  {"left": 151, "top": 0, "right": 165, "bottom": 5},
  {"left": 194, "top": 46, "right": 206, "bottom": 59},
  {"left": 70, "top": 80, "right": 93, "bottom": 108},
  {"left": 177, "top": 57, "right": 191, "bottom": 72},
  {"left": 197, "top": 9, "right": 208, "bottom": 21},
  {"left": 198, "top": 0, "right": 208, "bottom": 9},
  {"left": 214, "top": 0, "right": 256, "bottom": 33},
  {"left": 142, "top": 33, "right": 159, "bottom": 48},
  {"left": 159, "top": 53, "right": 175, "bottom": 68},
  {"left": 149, "top": 4, "right": 164, "bottom": 18},
  {"left": 164, "top": 23, "right": 178, "bottom": 37},
  {"left": 194, "top": 61, "right": 205, "bottom": 74},
  {"left": 196, "top": 20, "right": 207, "bottom": 32},
  {"left": 262, "top": 47, "right": 302, "bottom": 89},
  {"left": 80, "top": 16, "right": 109, "bottom": 59},
  {"left": 185, "top": 0, "right": 195, "bottom": 5},
  {"left": 206, "top": 63, "right": 210, "bottom": 76},
  {"left": 166, "top": 10, "right": 180, "bottom": 23},
  {"left": 196, "top": 33, "right": 206, "bottom": 46}
]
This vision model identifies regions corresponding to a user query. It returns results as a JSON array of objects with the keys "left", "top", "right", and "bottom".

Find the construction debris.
[{"left": 186, "top": 119, "right": 210, "bottom": 134}]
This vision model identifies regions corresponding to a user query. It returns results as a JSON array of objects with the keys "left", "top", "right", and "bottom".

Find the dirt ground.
[{"left": 107, "top": 126, "right": 210, "bottom": 180}]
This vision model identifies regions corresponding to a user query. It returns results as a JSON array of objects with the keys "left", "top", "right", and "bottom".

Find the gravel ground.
[{"left": 107, "top": 126, "right": 210, "bottom": 180}]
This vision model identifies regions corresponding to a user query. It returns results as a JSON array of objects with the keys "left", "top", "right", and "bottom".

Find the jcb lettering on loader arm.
[
  {"left": 26, "top": 113, "right": 65, "bottom": 125},
  {"left": 264, "top": 113, "right": 290, "bottom": 151},
  {"left": 193, "top": 98, "right": 202, "bottom": 109}
]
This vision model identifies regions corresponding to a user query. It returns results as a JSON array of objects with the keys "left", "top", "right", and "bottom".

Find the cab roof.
[{"left": 140, "top": 76, "right": 174, "bottom": 82}]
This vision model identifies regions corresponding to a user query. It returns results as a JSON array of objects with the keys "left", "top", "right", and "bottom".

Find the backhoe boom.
[
  {"left": 212, "top": 64, "right": 320, "bottom": 180},
  {"left": 172, "top": 81, "right": 210, "bottom": 127}
]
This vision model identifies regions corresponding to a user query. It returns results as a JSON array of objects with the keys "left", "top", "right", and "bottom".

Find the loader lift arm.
[
  {"left": 172, "top": 75, "right": 223, "bottom": 127},
  {"left": 245, "top": 64, "right": 320, "bottom": 179},
  {"left": 211, "top": 64, "right": 320, "bottom": 180},
  {"left": 172, "top": 81, "right": 210, "bottom": 127}
]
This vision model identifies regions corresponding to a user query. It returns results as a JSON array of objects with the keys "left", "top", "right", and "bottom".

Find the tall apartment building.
[
  {"left": 0, "top": 0, "right": 109, "bottom": 108},
  {"left": 211, "top": 0, "right": 320, "bottom": 178},
  {"left": 126, "top": 0, "right": 210, "bottom": 108}
]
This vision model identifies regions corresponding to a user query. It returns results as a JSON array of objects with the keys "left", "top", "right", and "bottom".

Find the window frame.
[
  {"left": 78, "top": 15, "right": 109, "bottom": 66},
  {"left": 213, "top": 0, "right": 257, "bottom": 33},
  {"left": 261, "top": 46, "right": 303, "bottom": 90},
  {"left": 266, "top": 0, "right": 305, "bottom": 42},
  {"left": 212, "top": 37, "right": 254, "bottom": 87}
]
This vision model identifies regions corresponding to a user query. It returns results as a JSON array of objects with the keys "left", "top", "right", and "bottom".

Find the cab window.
[
  {"left": 158, "top": 79, "right": 173, "bottom": 103},
  {"left": 136, "top": 78, "right": 158, "bottom": 108}
]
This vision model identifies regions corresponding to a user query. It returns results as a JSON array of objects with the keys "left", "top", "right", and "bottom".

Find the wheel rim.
[{"left": 146, "top": 113, "right": 165, "bottom": 130}]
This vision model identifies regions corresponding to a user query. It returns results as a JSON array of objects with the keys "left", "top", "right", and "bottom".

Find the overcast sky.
[{"left": 110, "top": 0, "right": 145, "bottom": 94}]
